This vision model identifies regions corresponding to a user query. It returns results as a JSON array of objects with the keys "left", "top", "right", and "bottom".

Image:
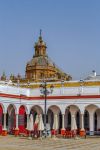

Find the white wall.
[{"left": 0, "top": 84, "right": 100, "bottom": 97}]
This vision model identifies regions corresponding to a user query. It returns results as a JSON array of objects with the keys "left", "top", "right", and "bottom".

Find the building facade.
[
  {"left": 0, "top": 79, "right": 100, "bottom": 136},
  {"left": 0, "top": 33, "right": 99, "bottom": 137}
]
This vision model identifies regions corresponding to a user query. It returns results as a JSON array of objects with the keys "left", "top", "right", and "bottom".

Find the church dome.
[
  {"left": 26, "top": 31, "right": 72, "bottom": 81},
  {"left": 27, "top": 56, "right": 55, "bottom": 67}
]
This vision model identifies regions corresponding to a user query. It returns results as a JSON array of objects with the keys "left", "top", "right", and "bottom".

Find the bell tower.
[{"left": 33, "top": 30, "right": 47, "bottom": 57}]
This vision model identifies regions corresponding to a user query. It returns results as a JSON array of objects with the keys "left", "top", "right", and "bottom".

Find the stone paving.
[{"left": 0, "top": 135, "right": 100, "bottom": 150}]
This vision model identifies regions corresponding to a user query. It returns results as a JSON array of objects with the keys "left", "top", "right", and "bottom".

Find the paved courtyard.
[{"left": 1, "top": 135, "right": 100, "bottom": 150}]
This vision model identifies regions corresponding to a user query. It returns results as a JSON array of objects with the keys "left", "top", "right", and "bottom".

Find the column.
[
  {"left": 14, "top": 114, "right": 19, "bottom": 136},
  {"left": 2, "top": 113, "right": 7, "bottom": 136},
  {"left": 53, "top": 114, "right": 58, "bottom": 130},
  {"left": 61, "top": 114, "right": 65, "bottom": 136},
  {"left": 62, "top": 114, "right": 65, "bottom": 130},
  {"left": 26, "top": 114, "right": 29, "bottom": 129},
  {"left": 79, "top": 113, "right": 85, "bottom": 137},
  {"left": 71, "top": 114, "right": 75, "bottom": 130},
  {"left": 3, "top": 113, "right": 7, "bottom": 130},
  {"left": 89, "top": 112, "right": 94, "bottom": 135},
  {"left": 52, "top": 114, "right": 58, "bottom": 136}
]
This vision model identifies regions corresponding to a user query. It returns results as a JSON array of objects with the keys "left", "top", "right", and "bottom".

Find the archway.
[
  {"left": 19, "top": 105, "right": 27, "bottom": 133},
  {"left": 30, "top": 105, "right": 43, "bottom": 125},
  {"left": 85, "top": 104, "right": 98, "bottom": 134},
  {"left": 65, "top": 105, "right": 80, "bottom": 131},
  {"left": 47, "top": 105, "right": 61, "bottom": 133},
  {"left": 7, "top": 104, "right": 16, "bottom": 134}
]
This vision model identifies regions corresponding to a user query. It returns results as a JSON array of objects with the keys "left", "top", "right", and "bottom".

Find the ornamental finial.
[{"left": 40, "top": 29, "right": 42, "bottom": 37}]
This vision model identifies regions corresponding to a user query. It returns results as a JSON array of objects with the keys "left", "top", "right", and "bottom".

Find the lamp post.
[{"left": 40, "top": 81, "right": 54, "bottom": 138}]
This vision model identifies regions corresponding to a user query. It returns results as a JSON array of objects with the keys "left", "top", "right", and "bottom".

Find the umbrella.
[
  {"left": 28, "top": 114, "right": 34, "bottom": 131},
  {"left": 71, "top": 116, "right": 77, "bottom": 130},
  {"left": 34, "top": 114, "right": 39, "bottom": 130},
  {"left": 53, "top": 114, "right": 58, "bottom": 130},
  {"left": 35, "top": 114, "right": 39, "bottom": 124},
  {"left": 38, "top": 114, "right": 44, "bottom": 131},
  {"left": 38, "top": 114, "right": 44, "bottom": 138},
  {"left": 33, "top": 114, "right": 39, "bottom": 138}
]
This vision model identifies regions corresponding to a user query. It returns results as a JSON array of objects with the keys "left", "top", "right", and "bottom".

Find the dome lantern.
[{"left": 34, "top": 30, "right": 47, "bottom": 57}]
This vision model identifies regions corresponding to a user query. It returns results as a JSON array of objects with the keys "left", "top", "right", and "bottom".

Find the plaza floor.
[{"left": 1, "top": 135, "right": 100, "bottom": 150}]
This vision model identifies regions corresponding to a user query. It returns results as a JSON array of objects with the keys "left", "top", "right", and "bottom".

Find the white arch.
[
  {"left": 65, "top": 104, "right": 80, "bottom": 110},
  {"left": 47, "top": 105, "right": 61, "bottom": 114},
  {"left": 85, "top": 104, "right": 99, "bottom": 109},
  {"left": 85, "top": 104, "right": 99, "bottom": 114},
  {"left": 7, "top": 104, "right": 17, "bottom": 115},
  {"left": 19, "top": 104, "right": 29, "bottom": 114},
  {"left": 30, "top": 105, "right": 43, "bottom": 114},
  {"left": 65, "top": 104, "right": 80, "bottom": 115}
]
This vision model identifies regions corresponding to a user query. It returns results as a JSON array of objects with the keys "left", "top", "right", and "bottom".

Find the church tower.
[
  {"left": 25, "top": 31, "right": 72, "bottom": 81},
  {"left": 34, "top": 30, "right": 47, "bottom": 57}
]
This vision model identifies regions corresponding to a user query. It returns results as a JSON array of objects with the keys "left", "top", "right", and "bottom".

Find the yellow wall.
[{"left": 19, "top": 81, "right": 100, "bottom": 89}]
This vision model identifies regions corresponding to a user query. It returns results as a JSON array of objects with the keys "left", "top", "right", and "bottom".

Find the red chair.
[
  {"left": 61, "top": 130, "right": 66, "bottom": 138},
  {"left": 65, "top": 130, "right": 69, "bottom": 138},
  {"left": 72, "top": 130, "right": 76, "bottom": 137},
  {"left": 66, "top": 131, "right": 70, "bottom": 138},
  {"left": 51, "top": 129, "right": 57, "bottom": 135}
]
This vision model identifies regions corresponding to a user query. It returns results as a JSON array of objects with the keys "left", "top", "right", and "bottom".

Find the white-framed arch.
[
  {"left": 30, "top": 105, "right": 43, "bottom": 114},
  {"left": 84, "top": 104, "right": 99, "bottom": 135},
  {"left": 85, "top": 104, "right": 100, "bottom": 113},
  {"left": 64, "top": 104, "right": 80, "bottom": 130},
  {"left": 18, "top": 104, "right": 29, "bottom": 114},
  {"left": 7, "top": 103, "right": 17, "bottom": 115},
  {"left": 65, "top": 104, "right": 80, "bottom": 115},
  {"left": 47, "top": 105, "right": 61, "bottom": 114},
  {"left": 47, "top": 105, "right": 62, "bottom": 132}
]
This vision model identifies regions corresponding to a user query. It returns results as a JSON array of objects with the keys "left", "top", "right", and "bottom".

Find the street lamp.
[{"left": 40, "top": 81, "right": 54, "bottom": 138}]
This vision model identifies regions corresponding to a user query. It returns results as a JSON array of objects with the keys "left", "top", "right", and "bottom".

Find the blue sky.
[{"left": 0, "top": 0, "right": 100, "bottom": 80}]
